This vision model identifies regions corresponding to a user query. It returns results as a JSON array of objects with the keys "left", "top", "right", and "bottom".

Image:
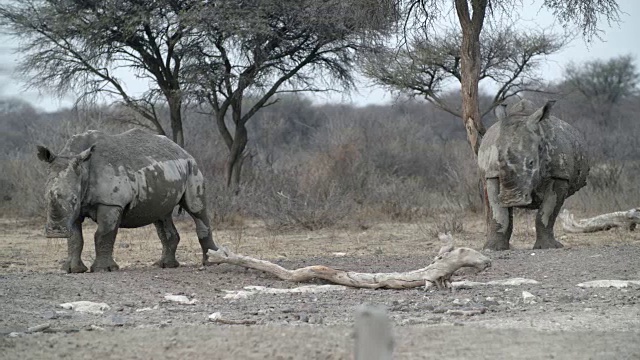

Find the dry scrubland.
[{"left": 1, "top": 96, "right": 640, "bottom": 358}]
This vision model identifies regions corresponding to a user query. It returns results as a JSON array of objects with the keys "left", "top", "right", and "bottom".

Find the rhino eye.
[{"left": 527, "top": 159, "right": 534, "bottom": 168}]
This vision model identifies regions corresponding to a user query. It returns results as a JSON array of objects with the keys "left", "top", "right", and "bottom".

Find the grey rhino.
[
  {"left": 478, "top": 99, "right": 589, "bottom": 250},
  {"left": 37, "top": 129, "right": 218, "bottom": 272}
]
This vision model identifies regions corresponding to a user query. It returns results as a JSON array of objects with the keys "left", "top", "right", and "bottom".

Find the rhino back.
[
  {"left": 478, "top": 118, "right": 589, "bottom": 195},
  {"left": 72, "top": 129, "right": 196, "bottom": 212}
]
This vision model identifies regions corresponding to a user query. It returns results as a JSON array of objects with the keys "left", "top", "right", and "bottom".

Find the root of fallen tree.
[
  {"left": 206, "top": 238, "right": 491, "bottom": 290},
  {"left": 560, "top": 208, "right": 639, "bottom": 233}
]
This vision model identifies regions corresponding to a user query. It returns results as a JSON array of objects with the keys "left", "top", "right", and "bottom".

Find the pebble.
[
  {"left": 298, "top": 313, "right": 309, "bottom": 323},
  {"left": 42, "top": 311, "right": 58, "bottom": 320},
  {"left": 27, "top": 323, "right": 51, "bottom": 333},
  {"left": 110, "top": 314, "right": 127, "bottom": 326}
]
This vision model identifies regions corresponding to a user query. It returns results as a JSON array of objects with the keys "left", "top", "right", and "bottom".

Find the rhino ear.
[
  {"left": 528, "top": 100, "right": 556, "bottom": 129},
  {"left": 495, "top": 104, "right": 508, "bottom": 121},
  {"left": 37, "top": 145, "right": 55, "bottom": 163},
  {"left": 73, "top": 145, "right": 95, "bottom": 167}
]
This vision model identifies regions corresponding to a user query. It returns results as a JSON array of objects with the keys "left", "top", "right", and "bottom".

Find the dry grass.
[{"left": 1, "top": 212, "right": 639, "bottom": 274}]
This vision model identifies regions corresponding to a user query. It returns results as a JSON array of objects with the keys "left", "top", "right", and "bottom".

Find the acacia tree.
[
  {"left": 563, "top": 54, "right": 638, "bottom": 123},
  {"left": 398, "top": 0, "right": 621, "bottom": 155},
  {"left": 363, "top": 25, "right": 567, "bottom": 118},
  {"left": 0, "top": 0, "right": 198, "bottom": 146},
  {"left": 184, "top": 0, "right": 396, "bottom": 190}
]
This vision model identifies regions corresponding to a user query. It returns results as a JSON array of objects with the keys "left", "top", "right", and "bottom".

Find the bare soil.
[{"left": 1, "top": 215, "right": 639, "bottom": 359}]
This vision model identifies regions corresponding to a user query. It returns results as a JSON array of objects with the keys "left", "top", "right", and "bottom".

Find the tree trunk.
[
  {"left": 226, "top": 125, "right": 248, "bottom": 191},
  {"left": 455, "top": 0, "right": 487, "bottom": 156},
  {"left": 167, "top": 96, "right": 184, "bottom": 147}
]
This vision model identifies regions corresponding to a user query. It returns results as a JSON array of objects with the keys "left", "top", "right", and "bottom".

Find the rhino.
[
  {"left": 37, "top": 129, "right": 218, "bottom": 272},
  {"left": 478, "top": 99, "right": 589, "bottom": 250}
]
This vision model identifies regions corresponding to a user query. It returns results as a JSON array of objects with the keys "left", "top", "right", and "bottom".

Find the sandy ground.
[{"left": 1, "top": 215, "right": 639, "bottom": 359}]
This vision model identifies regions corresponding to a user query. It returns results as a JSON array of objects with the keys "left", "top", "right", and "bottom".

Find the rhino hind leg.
[
  {"left": 63, "top": 220, "right": 88, "bottom": 273},
  {"left": 181, "top": 166, "right": 218, "bottom": 265},
  {"left": 533, "top": 179, "right": 569, "bottom": 249},
  {"left": 153, "top": 215, "right": 181, "bottom": 268},
  {"left": 90, "top": 205, "right": 122, "bottom": 272},
  {"left": 484, "top": 178, "right": 514, "bottom": 251},
  {"left": 187, "top": 209, "right": 218, "bottom": 265}
]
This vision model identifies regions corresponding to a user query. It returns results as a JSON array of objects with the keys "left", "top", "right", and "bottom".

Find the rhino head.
[
  {"left": 495, "top": 100, "right": 555, "bottom": 207},
  {"left": 37, "top": 145, "right": 94, "bottom": 238}
]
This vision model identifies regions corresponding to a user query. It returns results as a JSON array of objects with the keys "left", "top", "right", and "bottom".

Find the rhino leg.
[
  {"left": 187, "top": 209, "right": 218, "bottom": 265},
  {"left": 533, "top": 179, "right": 568, "bottom": 249},
  {"left": 153, "top": 214, "right": 181, "bottom": 268},
  {"left": 90, "top": 205, "right": 122, "bottom": 272},
  {"left": 180, "top": 166, "right": 218, "bottom": 265},
  {"left": 483, "top": 178, "right": 513, "bottom": 250},
  {"left": 63, "top": 220, "right": 88, "bottom": 273}
]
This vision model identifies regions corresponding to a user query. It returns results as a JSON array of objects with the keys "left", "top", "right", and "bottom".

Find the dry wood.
[
  {"left": 206, "top": 242, "right": 491, "bottom": 290},
  {"left": 560, "top": 209, "right": 639, "bottom": 233},
  {"left": 354, "top": 305, "right": 393, "bottom": 360}
]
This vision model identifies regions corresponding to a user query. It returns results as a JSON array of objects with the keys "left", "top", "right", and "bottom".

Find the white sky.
[{"left": 0, "top": 0, "right": 638, "bottom": 112}]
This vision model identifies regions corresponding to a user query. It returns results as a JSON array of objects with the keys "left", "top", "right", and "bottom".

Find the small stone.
[
  {"left": 432, "top": 307, "right": 447, "bottom": 314},
  {"left": 42, "top": 311, "right": 58, "bottom": 320},
  {"left": 522, "top": 291, "right": 537, "bottom": 304},
  {"left": 8, "top": 332, "right": 22, "bottom": 337},
  {"left": 110, "top": 314, "right": 127, "bottom": 326},
  {"left": 27, "top": 323, "right": 51, "bottom": 333},
  {"left": 298, "top": 313, "right": 309, "bottom": 323},
  {"left": 281, "top": 307, "right": 294, "bottom": 314},
  {"left": 308, "top": 316, "right": 323, "bottom": 324}
]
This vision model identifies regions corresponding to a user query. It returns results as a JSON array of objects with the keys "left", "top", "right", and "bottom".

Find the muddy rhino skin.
[
  {"left": 478, "top": 100, "right": 589, "bottom": 250},
  {"left": 37, "top": 129, "right": 218, "bottom": 273}
]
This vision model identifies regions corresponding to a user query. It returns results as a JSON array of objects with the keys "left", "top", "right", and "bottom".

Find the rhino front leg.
[
  {"left": 153, "top": 215, "right": 180, "bottom": 268},
  {"left": 483, "top": 178, "right": 513, "bottom": 250},
  {"left": 533, "top": 179, "right": 569, "bottom": 249},
  {"left": 63, "top": 220, "right": 88, "bottom": 273},
  {"left": 91, "top": 205, "right": 122, "bottom": 272}
]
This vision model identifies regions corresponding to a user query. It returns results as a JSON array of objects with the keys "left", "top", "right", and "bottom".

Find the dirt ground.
[{"left": 1, "top": 214, "right": 639, "bottom": 359}]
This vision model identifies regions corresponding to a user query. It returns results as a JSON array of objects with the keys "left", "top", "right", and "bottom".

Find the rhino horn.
[
  {"left": 527, "top": 100, "right": 556, "bottom": 130},
  {"left": 37, "top": 145, "right": 56, "bottom": 163}
]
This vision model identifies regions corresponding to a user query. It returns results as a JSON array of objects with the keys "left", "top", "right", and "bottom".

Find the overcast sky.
[{"left": 0, "top": 0, "right": 638, "bottom": 112}]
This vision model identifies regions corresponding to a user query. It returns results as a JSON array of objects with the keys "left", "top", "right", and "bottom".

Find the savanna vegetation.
[{"left": 0, "top": 0, "right": 635, "bottom": 231}]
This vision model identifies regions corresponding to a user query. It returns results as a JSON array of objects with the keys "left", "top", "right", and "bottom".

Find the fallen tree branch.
[
  {"left": 206, "top": 239, "right": 491, "bottom": 290},
  {"left": 560, "top": 209, "right": 639, "bottom": 233}
]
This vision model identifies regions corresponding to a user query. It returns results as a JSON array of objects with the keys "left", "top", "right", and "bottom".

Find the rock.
[
  {"left": 308, "top": 316, "right": 323, "bottom": 324},
  {"left": 27, "top": 323, "right": 50, "bottom": 333},
  {"left": 90, "top": 325, "right": 105, "bottom": 331},
  {"left": 164, "top": 294, "right": 198, "bottom": 305},
  {"left": 208, "top": 312, "right": 222, "bottom": 321},
  {"left": 522, "top": 291, "right": 537, "bottom": 304},
  {"left": 42, "top": 311, "right": 58, "bottom": 320},
  {"left": 577, "top": 280, "right": 640, "bottom": 289},
  {"left": 298, "top": 313, "right": 309, "bottom": 323},
  {"left": 110, "top": 314, "right": 127, "bottom": 326},
  {"left": 8, "top": 332, "right": 22, "bottom": 337},
  {"left": 59, "top": 301, "right": 110, "bottom": 314}
]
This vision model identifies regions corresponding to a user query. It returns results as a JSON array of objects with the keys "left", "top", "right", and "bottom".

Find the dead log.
[
  {"left": 206, "top": 241, "right": 491, "bottom": 290},
  {"left": 560, "top": 209, "right": 639, "bottom": 233}
]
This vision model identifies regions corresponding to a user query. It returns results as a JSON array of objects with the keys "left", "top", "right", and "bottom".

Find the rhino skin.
[
  {"left": 478, "top": 99, "right": 589, "bottom": 250},
  {"left": 37, "top": 129, "right": 218, "bottom": 273}
]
